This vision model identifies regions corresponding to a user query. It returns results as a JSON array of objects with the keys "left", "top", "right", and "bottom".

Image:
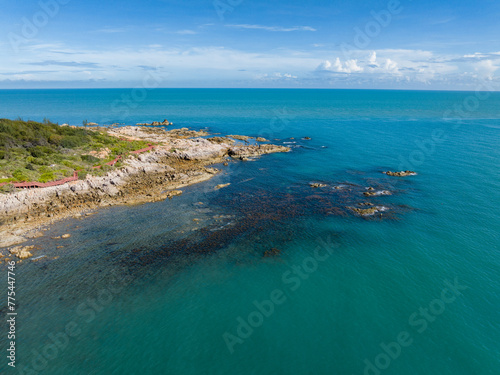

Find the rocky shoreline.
[{"left": 0, "top": 126, "right": 290, "bottom": 254}]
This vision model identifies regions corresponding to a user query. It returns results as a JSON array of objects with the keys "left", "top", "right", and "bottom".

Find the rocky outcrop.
[
  {"left": 9, "top": 245, "right": 34, "bottom": 260},
  {"left": 227, "top": 144, "right": 290, "bottom": 159},
  {"left": 207, "top": 137, "right": 235, "bottom": 144},
  {"left": 0, "top": 125, "right": 292, "bottom": 248},
  {"left": 384, "top": 170, "right": 417, "bottom": 177},
  {"left": 227, "top": 135, "right": 251, "bottom": 141},
  {"left": 136, "top": 119, "right": 172, "bottom": 126},
  {"left": 215, "top": 183, "right": 231, "bottom": 190}
]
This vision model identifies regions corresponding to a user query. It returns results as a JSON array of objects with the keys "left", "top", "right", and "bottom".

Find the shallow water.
[{"left": 0, "top": 89, "right": 499, "bottom": 375}]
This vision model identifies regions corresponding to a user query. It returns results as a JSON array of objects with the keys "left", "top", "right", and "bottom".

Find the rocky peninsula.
[{"left": 0, "top": 124, "right": 290, "bottom": 253}]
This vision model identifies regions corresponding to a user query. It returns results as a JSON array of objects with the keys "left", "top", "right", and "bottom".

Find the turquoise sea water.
[{"left": 0, "top": 89, "right": 499, "bottom": 375}]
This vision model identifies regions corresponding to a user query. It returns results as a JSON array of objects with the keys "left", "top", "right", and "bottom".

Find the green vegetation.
[{"left": 0, "top": 118, "right": 149, "bottom": 184}]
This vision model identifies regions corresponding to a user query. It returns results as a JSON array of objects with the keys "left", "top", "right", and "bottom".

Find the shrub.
[
  {"left": 62, "top": 160, "right": 82, "bottom": 170},
  {"left": 49, "top": 134, "right": 63, "bottom": 145},
  {"left": 29, "top": 147, "right": 44, "bottom": 158},
  {"left": 12, "top": 169, "right": 29, "bottom": 182},
  {"left": 81, "top": 154, "right": 100, "bottom": 164},
  {"left": 61, "top": 135, "right": 83, "bottom": 148},
  {"left": 78, "top": 170, "right": 88, "bottom": 180},
  {"left": 31, "top": 157, "right": 48, "bottom": 165},
  {"left": 38, "top": 171, "right": 55, "bottom": 183}
]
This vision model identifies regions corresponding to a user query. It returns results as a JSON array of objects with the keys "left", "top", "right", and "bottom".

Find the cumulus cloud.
[
  {"left": 383, "top": 58, "right": 398, "bottom": 73},
  {"left": 474, "top": 60, "right": 499, "bottom": 80},
  {"left": 317, "top": 58, "right": 363, "bottom": 73},
  {"left": 368, "top": 51, "right": 378, "bottom": 68}
]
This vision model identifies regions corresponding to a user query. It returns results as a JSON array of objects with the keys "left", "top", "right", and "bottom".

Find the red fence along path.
[{"left": 0, "top": 144, "right": 154, "bottom": 189}]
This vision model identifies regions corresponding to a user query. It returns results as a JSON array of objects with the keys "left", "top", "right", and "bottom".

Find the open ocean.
[{"left": 0, "top": 89, "right": 499, "bottom": 375}]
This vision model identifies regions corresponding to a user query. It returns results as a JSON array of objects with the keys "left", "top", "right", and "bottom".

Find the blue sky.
[{"left": 1, "top": 0, "right": 500, "bottom": 89}]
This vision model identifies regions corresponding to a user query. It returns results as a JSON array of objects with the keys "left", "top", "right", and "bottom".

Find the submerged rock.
[
  {"left": 350, "top": 206, "right": 387, "bottom": 216},
  {"left": 363, "top": 190, "right": 392, "bottom": 197},
  {"left": 384, "top": 170, "right": 417, "bottom": 177},
  {"left": 310, "top": 183, "right": 327, "bottom": 188},
  {"left": 263, "top": 247, "right": 281, "bottom": 257}
]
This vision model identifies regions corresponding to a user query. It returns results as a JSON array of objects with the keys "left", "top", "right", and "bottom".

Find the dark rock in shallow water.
[
  {"left": 363, "top": 190, "right": 391, "bottom": 197},
  {"left": 384, "top": 170, "right": 417, "bottom": 177},
  {"left": 310, "top": 183, "right": 327, "bottom": 188},
  {"left": 263, "top": 247, "right": 281, "bottom": 257},
  {"left": 350, "top": 206, "right": 387, "bottom": 216}
]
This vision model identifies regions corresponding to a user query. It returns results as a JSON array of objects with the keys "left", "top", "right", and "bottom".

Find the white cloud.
[
  {"left": 368, "top": 51, "right": 378, "bottom": 67},
  {"left": 474, "top": 60, "right": 499, "bottom": 80},
  {"left": 226, "top": 24, "right": 316, "bottom": 32},
  {"left": 1, "top": 41, "right": 499, "bottom": 90},
  {"left": 317, "top": 58, "right": 363, "bottom": 73},
  {"left": 383, "top": 58, "right": 398, "bottom": 73}
]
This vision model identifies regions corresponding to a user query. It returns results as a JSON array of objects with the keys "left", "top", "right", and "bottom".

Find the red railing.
[
  {"left": 0, "top": 144, "right": 154, "bottom": 189},
  {"left": 0, "top": 171, "right": 79, "bottom": 189}
]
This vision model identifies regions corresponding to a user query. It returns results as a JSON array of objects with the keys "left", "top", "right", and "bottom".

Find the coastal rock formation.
[
  {"left": 136, "top": 119, "right": 172, "bottom": 126},
  {"left": 167, "top": 128, "right": 209, "bottom": 138},
  {"left": 165, "top": 190, "right": 182, "bottom": 199},
  {"left": 227, "top": 135, "right": 251, "bottom": 141},
  {"left": 0, "top": 125, "right": 290, "bottom": 248},
  {"left": 207, "top": 137, "right": 235, "bottom": 144},
  {"left": 384, "top": 170, "right": 417, "bottom": 177},
  {"left": 227, "top": 144, "right": 290, "bottom": 159},
  {"left": 9, "top": 245, "right": 34, "bottom": 259}
]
